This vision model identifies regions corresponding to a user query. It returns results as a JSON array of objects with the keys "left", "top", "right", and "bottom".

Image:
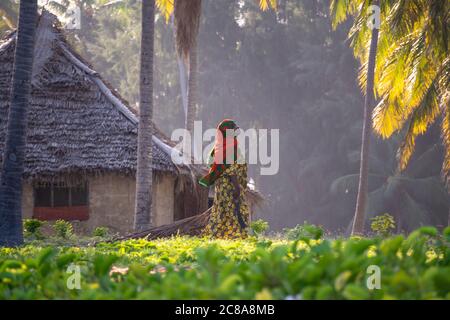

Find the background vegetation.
[{"left": 0, "top": 0, "right": 448, "bottom": 232}]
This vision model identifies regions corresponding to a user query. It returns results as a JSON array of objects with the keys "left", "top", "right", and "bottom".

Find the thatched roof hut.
[
  {"left": 0, "top": 11, "right": 209, "bottom": 234},
  {"left": 0, "top": 11, "right": 177, "bottom": 181}
]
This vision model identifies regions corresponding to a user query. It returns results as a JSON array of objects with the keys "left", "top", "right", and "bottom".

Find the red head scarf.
[{"left": 199, "top": 119, "right": 239, "bottom": 187}]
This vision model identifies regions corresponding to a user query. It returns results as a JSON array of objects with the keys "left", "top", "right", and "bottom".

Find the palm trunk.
[
  {"left": 351, "top": 10, "right": 379, "bottom": 236},
  {"left": 134, "top": 0, "right": 155, "bottom": 232},
  {"left": 186, "top": 40, "right": 198, "bottom": 135},
  {"left": 171, "top": 17, "right": 188, "bottom": 118},
  {"left": 184, "top": 40, "right": 198, "bottom": 161},
  {"left": 0, "top": 0, "right": 37, "bottom": 247},
  {"left": 177, "top": 52, "right": 188, "bottom": 117}
]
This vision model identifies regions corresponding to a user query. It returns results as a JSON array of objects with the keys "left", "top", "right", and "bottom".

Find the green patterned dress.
[{"left": 203, "top": 163, "right": 250, "bottom": 239}]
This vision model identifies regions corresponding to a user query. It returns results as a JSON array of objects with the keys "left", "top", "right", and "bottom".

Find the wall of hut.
[{"left": 21, "top": 172, "right": 176, "bottom": 235}]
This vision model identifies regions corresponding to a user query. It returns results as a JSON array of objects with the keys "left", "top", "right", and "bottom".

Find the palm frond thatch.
[
  {"left": 118, "top": 207, "right": 210, "bottom": 240},
  {"left": 0, "top": 10, "right": 190, "bottom": 183}
]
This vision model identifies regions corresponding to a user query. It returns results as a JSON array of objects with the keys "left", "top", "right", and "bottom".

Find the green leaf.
[
  {"left": 93, "top": 254, "right": 118, "bottom": 277},
  {"left": 335, "top": 271, "right": 352, "bottom": 291},
  {"left": 56, "top": 253, "right": 76, "bottom": 269},
  {"left": 380, "top": 235, "right": 404, "bottom": 256},
  {"left": 443, "top": 227, "right": 450, "bottom": 241},
  {"left": 37, "top": 248, "right": 57, "bottom": 267},
  {"left": 218, "top": 274, "right": 241, "bottom": 293},
  {"left": 416, "top": 226, "right": 438, "bottom": 237},
  {"left": 342, "top": 284, "right": 370, "bottom": 300},
  {"left": 316, "top": 285, "right": 335, "bottom": 300}
]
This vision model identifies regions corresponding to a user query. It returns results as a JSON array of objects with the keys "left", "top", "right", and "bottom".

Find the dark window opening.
[
  {"left": 53, "top": 185, "right": 70, "bottom": 207},
  {"left": 34, "top": 187, "right": 52, "bottom": 207},
  {"left": 34, "top": 182, "right": 88, "bottom": 207},
  {"left": 71, "top": 186, "right": 88, "bottom": 206},
  {"left": 33, "top": 182, "right": 89, "bottom": 221}
]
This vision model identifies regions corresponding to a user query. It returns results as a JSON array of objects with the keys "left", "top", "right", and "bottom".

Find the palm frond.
[
  {"left": 156, "top": 0, "right": 174, "bottom": 23},
  {"left": 398, "top": 190, "right": 432, "bottom": 230},
  {"left": 0, "top": 11, "right": 14, "bottom": 29},
  {"left": 372, "top": 98, "right": 406, "bottom": 138},
  {"left": 330, "top": 0, "right": 363, "bottom": 30},
  {"left": 405, "top": 144, "right": 442, "bottom": 177},
  {"left": 400, "top": 176, "right": 449, "bottom": 210},
  {"left": 372, "top": 35, "right": 418, "bottom": 138},
  {"left": 426, "top": 0, "right": 449, "bottom": 53},
  {"left": 0, "top": 0, "right": 17, "bottom": 29},
  {"left": 348, "top": 2, "right": 371, "bottom": 61},
  {"left": 47, "top": 1, "right": 69, "bottom": 14},
  {"left": 386, "top": 0, "right": 422, "bottom": 38},
  {"left": 330, "top": 173, "right": 385, "bottom": 195},
  {"left": 396, "top": 60, "right": 445, "bottom": 171},
  {"left": 259, "top": 0, "right": 277, "bottom": 12},
  {"left": 174, "top": 0, "right": 201, "bottom": 58}
]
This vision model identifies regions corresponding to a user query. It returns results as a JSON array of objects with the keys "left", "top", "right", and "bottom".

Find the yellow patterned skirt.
[{"left": 203, "top": 163, "right": 250, "bottom": 239}]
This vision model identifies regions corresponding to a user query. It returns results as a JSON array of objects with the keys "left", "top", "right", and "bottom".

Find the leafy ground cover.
[{"left": 0, "top": 226, "right": 449, "bottom": 299}]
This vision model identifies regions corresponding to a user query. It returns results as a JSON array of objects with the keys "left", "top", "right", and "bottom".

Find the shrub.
[
  {"left": 284, "top": 222, "right": 324, "bottom": 241},
  {"left": 23, "top": 219, "right": 44, "bottom": 239},
  {"left": 249, "top": 219, "right": 269, "bottom": 236},
  {"left": 370, "top": 213, "right": 395, "bottom": 237},
  {"left": 1, "top": 228, "right": 449, "bottom": 299},
  {"left": 53, "top": 219, "right": 74, "bottom": 239},
  {"left": 92, "top": 227, "right": 110, "bottom": 238},
  {"left": 0, "top": 229, "right": 449, "bottom": 299}
]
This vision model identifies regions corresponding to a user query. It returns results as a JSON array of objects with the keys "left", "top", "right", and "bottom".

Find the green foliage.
[
  {"left": 0, "top": 229, "right": 449, "bottom": 299},
  {"left": 23, "top": 219, "right": 44, "bottom": 240},
  {"left": 330, "top": 0, "right": 450, "bottom": 180},
  {"left": 370, "top": 214, "right": 396, "bottom": 237},
  {"left": 92, "top": 227, "right": 109, "bottom": 238},
  {"left": 331, "top": 139, "right": 449, "bottom": 232},
  {"left": 53, "top": 220, "right": 74, "bottom": 239},
  {"left": 284, "top": 222, "right": 324, "bottom": 241},
  {"left": 250, "top": 219, "right": 269, "bottom": 236}
]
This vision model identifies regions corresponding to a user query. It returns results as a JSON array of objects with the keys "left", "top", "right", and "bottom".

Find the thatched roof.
[{"left": 0, "top": 11, "right": 182, "bottom": 181}]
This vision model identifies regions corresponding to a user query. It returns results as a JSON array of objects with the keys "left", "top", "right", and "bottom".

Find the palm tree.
[
  {"left": 174, "top": 0, "right": 201, "bottom": 136},
  {"left": 332, "top": 0, "right": 450, "bottom": 228},
  {"left": 134, "top": 0, "right": 155, "bottom": 232},
  {"left": 331, "top": 0, "right": 382, "bottom": 235},
  {"left": 331, "top": 138, "right": 449, "bottom": 232},
  {"left": 0, "top": 0, "right": 38, "bottom": 246},
  {"left": 158, "top": 0, "right": 276, "bottom": 136},
  {"left": 370, "top": 0, "right": 450, "bottom": 224}
]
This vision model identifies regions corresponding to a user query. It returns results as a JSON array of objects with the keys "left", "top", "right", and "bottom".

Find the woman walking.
[{"left": 199, "top": 119, "right": 250, "bottom": 239}]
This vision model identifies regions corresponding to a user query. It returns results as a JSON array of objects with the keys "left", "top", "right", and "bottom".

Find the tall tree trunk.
[
  {"left": 351, "top": 11, "right": 380, "bottom": 236},
  {"left": 185, "top": 40, "right": 198, "bottom": 161},
  {"left": 171, "top": 16, "right": 188, "bottom": 118},
  {"left": 174, "top": 0, "right": 201, "bottom": 160},
  {"left": 0, "top": 0, "right": 37, "bottom": 247},
  {"left": 134, "top": 0, "right": 155, "bottom": 232},
  {"left": 186, "top": 40, "right": 198, "bottom": 135}
]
